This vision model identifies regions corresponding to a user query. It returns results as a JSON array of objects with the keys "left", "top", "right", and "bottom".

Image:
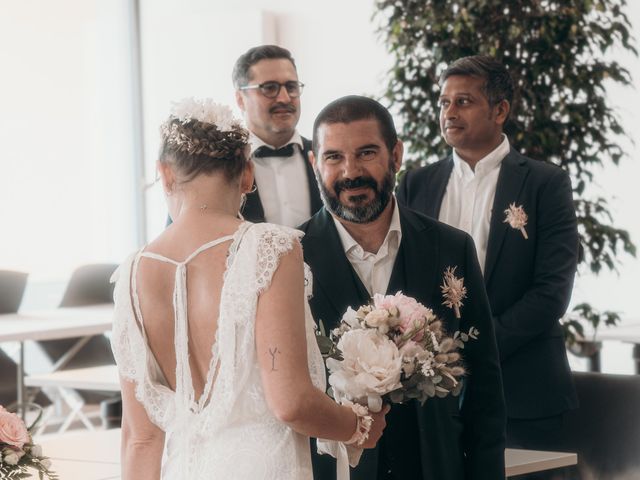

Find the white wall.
[{"left": 0, "top": 0, "right": 138, "bottom": 282}]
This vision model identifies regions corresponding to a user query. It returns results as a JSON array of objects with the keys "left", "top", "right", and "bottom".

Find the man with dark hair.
[
  {"left": 398, "top": 55, "right": 579, "bottom": 457},
  {"left": 301, "top": 95, "right": 505, "bottom": 480},
  {"left": 233, "top": 45, "right": 322, "bottom": 226}
]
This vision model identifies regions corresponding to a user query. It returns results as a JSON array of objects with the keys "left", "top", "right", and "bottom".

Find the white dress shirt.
[
  {"left": 249, "top": 131, "right": 311, "bottom": 228},
  {"left": 438, "top": 135, "right": 510, "bottom": 273},
  {"left": 332, "top": 199, "right": 402, "bottom": 296}
]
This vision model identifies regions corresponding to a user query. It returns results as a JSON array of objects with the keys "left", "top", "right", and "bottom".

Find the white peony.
[{"left": 327, "top": 329, "right": 403, "bottom": 412}]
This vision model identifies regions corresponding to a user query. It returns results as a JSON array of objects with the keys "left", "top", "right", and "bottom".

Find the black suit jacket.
[
  {"left": 300, "top": 206, "right": 506, "bottom": 480},
  {"left": 241, "top": 137, "right": 323, "bottom": 223},
  {"left": 397, "top": 149, "right": 579, "bottom": 419}
]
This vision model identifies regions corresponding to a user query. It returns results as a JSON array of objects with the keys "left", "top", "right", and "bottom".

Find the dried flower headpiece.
[
  {"left": 503, "top": 203, "right": 529, "bottom": 239},
  {"left": 441, "top": 266, "right": 467, "bottom": 319},
  {"left": 168, "top": 97, "right": 240, "bottom": 131},
  {"left": 160, "top": 97, "right": 248, "bottom": 158}
]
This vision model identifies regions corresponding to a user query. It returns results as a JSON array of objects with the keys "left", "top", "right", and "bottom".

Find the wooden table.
[
  {"left": 579, "top": 320, "right": 640, "bottom": 373},
  {"left": 505, "top": 447, "right": 577, "bottom": 476},
  {"left": 31, "top": 429, "right": 577, "bottom": 478},
  {"left": 25, "top": 365, "right": 120, "bottom": 392},
  {"left": 0, "top": 304, "right": 114, "bottom": 415}
]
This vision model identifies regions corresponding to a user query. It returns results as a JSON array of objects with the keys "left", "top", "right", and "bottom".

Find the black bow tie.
[{"left": 253, "top": 143, "right": 295, "bottom": 158}]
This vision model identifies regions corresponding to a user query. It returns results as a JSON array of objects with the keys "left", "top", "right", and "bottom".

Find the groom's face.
[{"left": 311, "top": 119, "right": 402, "bottom": 224}]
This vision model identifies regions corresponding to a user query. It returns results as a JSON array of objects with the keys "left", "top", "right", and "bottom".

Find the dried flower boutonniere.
[
  {"left": 441, "top": 266, "right": 467, "bottom": 319},
  {"left": 503, "top": 203, "right": 529, "bottom": 239}
]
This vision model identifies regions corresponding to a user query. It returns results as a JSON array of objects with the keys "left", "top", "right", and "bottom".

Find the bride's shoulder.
[
  {"left": 110, "top": 248, "right": 144, "bottom": 287},
  {"left": 244, "top": 222, "right": 304, "bottom": 248}
]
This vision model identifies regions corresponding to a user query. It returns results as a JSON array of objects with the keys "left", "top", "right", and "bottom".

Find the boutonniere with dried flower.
[
  {"left": 504, "top": 203, "right": 528, "bottom": 239},
  {"left": 441, "top": 266, "right": 467, "bottom": 319}
]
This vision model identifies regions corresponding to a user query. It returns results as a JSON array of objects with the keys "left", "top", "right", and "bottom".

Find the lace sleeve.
[
  {"left": 110, "top": 251, "right": 146, "bottom": 383},
  {"left": 251, "top": 223, "right": 304, "bottom": 295}
]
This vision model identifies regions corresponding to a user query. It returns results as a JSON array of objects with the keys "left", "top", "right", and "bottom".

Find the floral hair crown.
[{"left": 160, "top": 97, "right": 248, "bottom": 158}]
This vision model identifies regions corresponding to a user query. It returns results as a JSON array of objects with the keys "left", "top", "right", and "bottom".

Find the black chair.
[
  {"left": 30, "top": 264, "right": 119, "bottom": 410},
  {"left": 554, "top": 371, "right": 640, "bottom": 479},
  {"left": 0, "top": 269, "right": 28, "bottom": 314},
  {"left": 37, "top": 264, "right": 117, "bottom": 371},
  {"left": 59, "top": 264, "right": 118, "bottom": 307},
  {"left": 0, "top": 270, "right": 49, "bottom": 408}
]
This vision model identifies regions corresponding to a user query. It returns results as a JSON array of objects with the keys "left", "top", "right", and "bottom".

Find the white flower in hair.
[{"left": 169, "top": 97, "right": 241, "bottom": 132}]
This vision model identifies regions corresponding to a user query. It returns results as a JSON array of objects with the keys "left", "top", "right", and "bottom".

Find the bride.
[{"left": 110, "top": 98, "right": 387, "bottom": 479}]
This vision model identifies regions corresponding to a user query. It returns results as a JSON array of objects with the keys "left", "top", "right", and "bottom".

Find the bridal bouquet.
[
  {"left": 0, "top": 404, "right": 58, "bottom": 479},
  {"left": 325, "top": 292, "right": 477, "bottom": 412}
]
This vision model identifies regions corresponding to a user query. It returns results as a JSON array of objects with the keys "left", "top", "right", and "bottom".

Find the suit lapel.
[
  {"left": 484, "top": 150, "right": 529, "bottom": 283},
  {"left": 390, "top": 207, "right": 438, "bottom": 302},
  {"left": 304, "top": 209, "right": 369, "bottom": 328},
  {"left": 301, "top": 138, "right": 323, "bottom": 214},
  {"left": 424, "top": 157, "right": 454, "bottom": 218}
]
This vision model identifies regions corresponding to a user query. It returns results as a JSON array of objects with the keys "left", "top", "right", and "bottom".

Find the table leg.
[
  {"left": 17, "top": 340, "right": 25, "bottom": 419},
  {"left": 588, "top": 349, "right": 601, "bottom": 372},
  {"left": 633, "top": 344, "right": 640, "bottom": 375}
]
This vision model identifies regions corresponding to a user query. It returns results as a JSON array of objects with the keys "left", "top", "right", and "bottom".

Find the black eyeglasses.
[{"left": 239, "top": 81, "right": 305, "bottom": 98}]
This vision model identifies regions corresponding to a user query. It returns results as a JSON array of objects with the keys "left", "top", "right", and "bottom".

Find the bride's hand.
[{"left": 360, "top": 404, "right": 391, "bottom": 449}]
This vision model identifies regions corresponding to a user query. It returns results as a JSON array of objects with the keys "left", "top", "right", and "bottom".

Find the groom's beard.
[{"left": 316, "top": 166, "right": 395, "bottom": 224}]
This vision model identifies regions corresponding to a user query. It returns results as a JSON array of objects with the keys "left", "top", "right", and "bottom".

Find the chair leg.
[{"left": 56, "top": 388, "right": 94, "bottom": 434}]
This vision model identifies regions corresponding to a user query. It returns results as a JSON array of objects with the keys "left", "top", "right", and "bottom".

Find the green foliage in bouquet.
[
  {"left": 315, "top": 319, "right": 342, "bottom": 361},
  {"left": 375, "top": 0, "right": 637, "bottom": 343}
]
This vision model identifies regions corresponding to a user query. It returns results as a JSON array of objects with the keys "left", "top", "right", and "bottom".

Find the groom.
[{"left": 300, "top": 95, "right": 506, "bottom": 480}]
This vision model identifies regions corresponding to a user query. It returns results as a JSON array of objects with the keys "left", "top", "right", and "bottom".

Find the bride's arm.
[
  {"left": 120, "top": 378, "right": 165, "bottom": 479},
  {"left": 256, "top": 241, "right": 384, "bottom": 445}
]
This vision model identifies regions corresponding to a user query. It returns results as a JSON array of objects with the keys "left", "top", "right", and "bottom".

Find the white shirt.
[
  {"left": 332, "top": 199, "right": 402, "bottom": 296},
  {"left": 438, "top": 135, "right": 510, "bottom": 273},
  {"left": 249, "top": 131, "right": 311, "bottom": 228}
]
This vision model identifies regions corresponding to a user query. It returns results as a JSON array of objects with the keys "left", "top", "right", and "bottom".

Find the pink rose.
[
  {"left": 0, "top": 405, "right": 7, "bottom": 414},
  {"left": 374, "top": 293, "right": 434, "bottom": 342},
  {"left": 0, "top": 411, "right": 30, "bottom": 448}
]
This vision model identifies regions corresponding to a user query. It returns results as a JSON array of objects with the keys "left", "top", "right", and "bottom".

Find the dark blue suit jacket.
[
  {"left": 300, "top": 206, "right": 506, "bottom": 480},
  {"left": 397, "top": 149, "right": 579, "bottom": 419}
]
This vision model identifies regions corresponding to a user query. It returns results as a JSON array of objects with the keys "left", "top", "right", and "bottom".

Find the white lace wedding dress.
[{"left": 111, "top": 222, "right": 327, "bottom": 479}]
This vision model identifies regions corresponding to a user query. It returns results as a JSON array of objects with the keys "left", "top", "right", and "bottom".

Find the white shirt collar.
[
  {"left": 249, "top": 130, "right": 303, "bottom": 157},
  {"left": 332, "top": 197, "right": 402, "bottom": 257},
  {"left": 452, "top": 134, "right": 510, "bottom": 179}
]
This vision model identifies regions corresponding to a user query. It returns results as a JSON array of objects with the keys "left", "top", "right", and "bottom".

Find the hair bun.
[{"left": 159, "top": 98, "right": 249, "bottom": 181}]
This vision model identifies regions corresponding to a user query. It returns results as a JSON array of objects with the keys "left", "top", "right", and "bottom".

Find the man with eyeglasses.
[{"left": 233, "top": 45, "right": 322, "bottom": 226}]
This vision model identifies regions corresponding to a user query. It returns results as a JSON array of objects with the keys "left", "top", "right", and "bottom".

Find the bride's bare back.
[{"left": 135, "top": 215, "right": 243, "bottom": 399}]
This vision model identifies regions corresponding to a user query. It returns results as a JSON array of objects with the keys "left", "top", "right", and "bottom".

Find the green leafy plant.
[{"left": 376, "top": 0, "right": 637, "bottom": 344}]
